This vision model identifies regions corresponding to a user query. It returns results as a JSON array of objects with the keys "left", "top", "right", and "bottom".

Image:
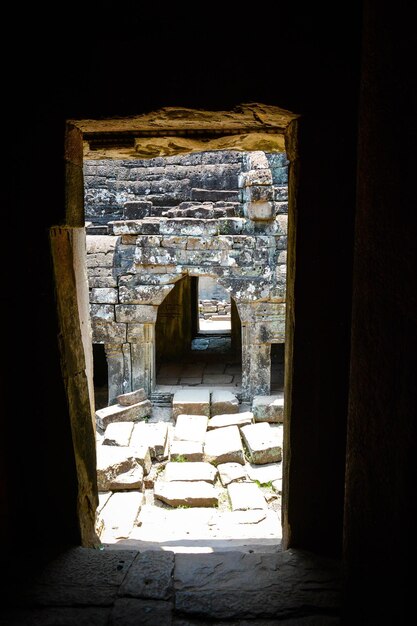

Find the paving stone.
[
  {"left": 217, "top": 462, "right": 247, "bottom": 486},
  {"left": 174, "top": 414, "right": 208, "bottom": 442},
  {"left": 96, "top": 400, "right": 152, "bottom": 430},
  {"left": 173, "top": 549, "right": 341, "bottom": 619},
  {"left": 98, "top": 491, "right": 144, "bottom": 542},
  {"left": 169, "top": 440, "right": 204, "bottom": 462},
  {"left": 118, "top": 551, "right": 175, "bottom": 600},
  {"left": 207, "top": 411, "right": 253, "bottom": 430},
  {"left": 0, "top": 606, "right": 111, "bottom": 625},
  {"left": 240, "top": 423, "right": 282, "bottom": 465},
  {"left": 107, "top": 465, "right": 144, "bottom": 491},
  {"left": 116, "top": 388, "right": 148, "bottom": 406},
  {"left": 202, "top": 374, "right": 233, "bottom": 384},
  {"left": 210, "top": 390, "right": 239, "bottom": 416},
  {"left": 227, "top": 482, "right": 267, "bottom": 511},
  {"left": 22, "top": 547, "right": 137, "bottom": 606},
  {"left": 130, "top": 422, "right": 169, "bottom": 460},
  {"left": 110, "top": 598, "right": 174, "bottom": 625},
  {"left": 172, "top": 389, "right": 210, "bottom": 420},
  {"left": 164, "top": 462, "right": 217, "bottom": 484},
  {"left": 102, "top": 421, "right": 134, "bottom": 446},
  {"left": 96, "top": 446, "right": 143, "bottom": 491},
  {"left": 154, "top": 481, "right": 219, "bottom": 507},
  {"left": 246, "top": 462, "right": 282, "bottom": 484},
  {"left": 252, "top": 394, "right": 284, "bottom": 423},
  {"left": 203, "top": 425, "right": 245, "bottom": 466}
]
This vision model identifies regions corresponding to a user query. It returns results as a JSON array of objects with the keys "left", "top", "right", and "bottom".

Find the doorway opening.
[{"left": 59, "top": 104, "right": 299, "bottom": 552}]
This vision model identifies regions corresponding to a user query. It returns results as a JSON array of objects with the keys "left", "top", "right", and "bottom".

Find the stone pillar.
[
  {"left": 238, "top": 303, "right": 272, "bottom": 401},
  {"left": 128, "top": 323, "right": 156, "bottom": 396},
  {"left": 104, "top": 343, "right": 125, "bottom": 405}
]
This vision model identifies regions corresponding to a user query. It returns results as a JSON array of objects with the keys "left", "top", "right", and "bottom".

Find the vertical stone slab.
[
  {"left": 122, "top": 343, "right": 132, "bottom": 395},
  {"left": 105, "top": 343, "right": 124, "bottom": 405},
  {"left": 129, "top": 323, "right": 156, "bottom": 396}
]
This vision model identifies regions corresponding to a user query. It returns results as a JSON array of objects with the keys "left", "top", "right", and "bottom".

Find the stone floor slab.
[
  {"left": 227, "top": 482, "right": 267, "bottom": 511},
  {"left": 207, "top": 411, "right": 253, "bottom": 430},
  {"left": 174, "top": 414, "right": 208, "bottom": 442},
  {"left": 246, "top": 462, "right": 282, "bottom": 484},
  {"left": 98, "top": 491, "right": 144, "bottom": 542},
  {"left": 154, "top": 481, "right": 219, "bottom": 507},
  {"left": 118, "top": 551, "right": 175, "bottom": 600},
  {"left": 203, "top": 425, "right": 244, "bottom": 466},
  {"left": 110, "top": 598, "right": 174, "bottom": 626},
  {"left": 240, "top": 423, "right": 282, "bottom": 465},
  {"left": 130, "top": 422, "right": 169, "bottom": 460},
  {"left": 164, "top": 461, "right": 217, "bottom": 484},
  {"left": 103, "top": 421, "right": 135, "bottom": 446},
  {"left": 217, "top": 462, "right": 247, "bottom": 486},
  {"left": 169, "top": 440, "right": 204, "bottom": 461},
  {"left": 173, "top": 550, "right": 341, "bottom": 619}
]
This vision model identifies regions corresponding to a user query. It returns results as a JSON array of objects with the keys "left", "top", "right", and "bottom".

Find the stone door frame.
[{"left": 55, "top": 104, "right": 299, "bottom": 547}]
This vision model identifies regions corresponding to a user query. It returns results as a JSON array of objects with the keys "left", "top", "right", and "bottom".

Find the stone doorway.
[{"left": 75, "top": 105, "right": 297, "bottom": 551}]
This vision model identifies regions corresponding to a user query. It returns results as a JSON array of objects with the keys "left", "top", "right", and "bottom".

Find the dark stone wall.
[
  {"left": 5, "top": 1, "right": 415, "bottom": 621},
  {"left": 83, "top": 152, "right": 288, "bottom": 225}
]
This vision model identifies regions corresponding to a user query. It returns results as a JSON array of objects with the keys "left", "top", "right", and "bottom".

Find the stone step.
[
  {"left": 172, "top": 389, "right": 211, "bottom": 420},
  {"left": 217, "top": 462, "right": 247, "bottom": 487},
  {"left": 210, "top": 390, "right": 239, "bottom": 416},
  {"left": 154, "top": 480, "right": 219, "bottom": 508}
]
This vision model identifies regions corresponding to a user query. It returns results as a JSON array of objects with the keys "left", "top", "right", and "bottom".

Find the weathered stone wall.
[
  {"left": 85, "top": 150, "right": 288, "bottom": 402},
  {"left": 83, "top": 151, "right": 288, "bottom": 228}
]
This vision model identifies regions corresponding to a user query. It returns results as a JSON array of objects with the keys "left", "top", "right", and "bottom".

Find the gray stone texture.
[
  {"left": 154, "top": 481, "right": 219, "bottom": 508},
  {"left": 116, "top": 388, "right": 148, "bottom": 405},
  {"left": 95, "top": 400, "right": 152, "bottom": 430},
  {"left": 240, "top": 423, "right": 282, "bottom": 465},
  {"left": 252, "top": 394, "right": 284, "bottom": 423},
  {"left": 203, "top": 425, "right": 245, "bottom": 466},
  {"left": 118, "top": 551, "right": 175, "bottom": 600}
]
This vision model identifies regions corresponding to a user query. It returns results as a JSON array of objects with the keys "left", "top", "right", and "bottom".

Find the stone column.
[
  {"left": 238, "top": 302, "right": 275, "bottom": 401},
  {"left": 128, "top": 323, "right": 156, "bottom": 396},
  {"left": 104, "top": 343, "right": 130, "bottom": 406}
]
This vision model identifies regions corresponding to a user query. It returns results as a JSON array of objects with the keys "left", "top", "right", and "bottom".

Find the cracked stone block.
[
  {"left": 217, "top": 462, "right": 247, "bottom": 486},
  {"left": 98, "top": 491, "right": 144, "bottom": 542},
  {"left": 240, "top": 423, "right": 282, "bottom": 465},
  {"left": 96, "top": 446, "right": 143, "bottom": 491},
  {"left": 246, "top": 462, "right": 282, "bottom": 484},
  {"left": 130, "top": 422, "right": 169, "bottom": 460}
]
